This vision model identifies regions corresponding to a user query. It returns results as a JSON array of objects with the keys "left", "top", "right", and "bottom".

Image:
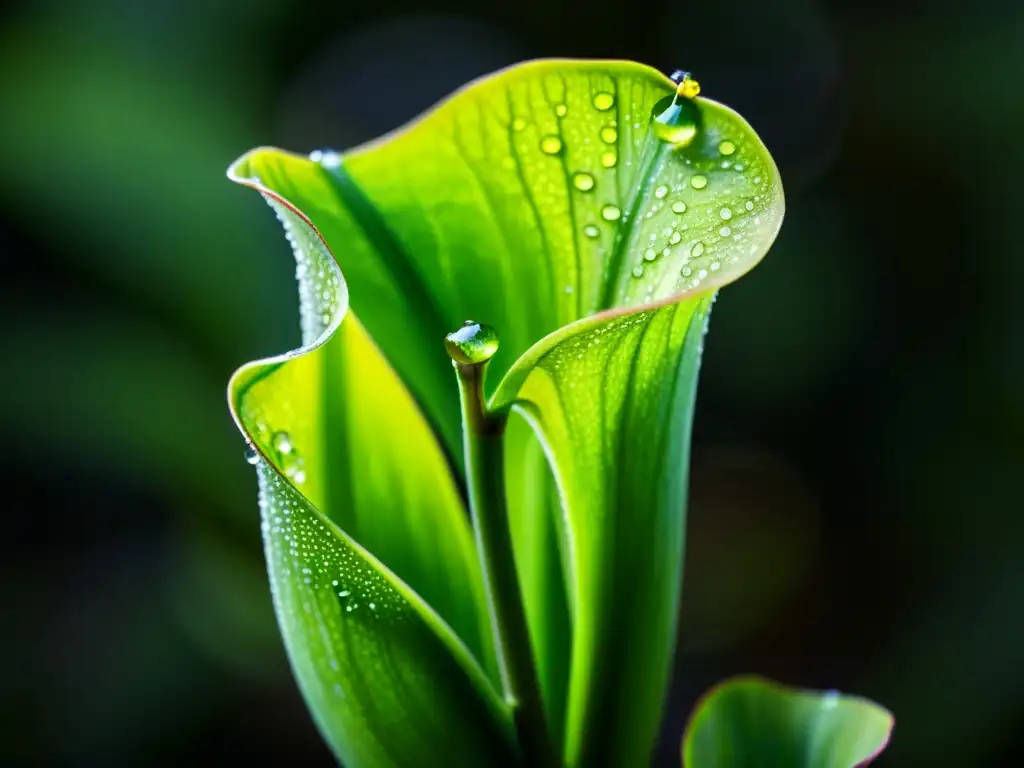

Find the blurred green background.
[{"left": 1, "top": 0, "right": 1021, "bottom": 764}]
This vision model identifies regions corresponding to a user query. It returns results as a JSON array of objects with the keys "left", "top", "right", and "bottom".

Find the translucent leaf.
[{"left": 682, "top": 676, "right": 894, "bottom": 767}]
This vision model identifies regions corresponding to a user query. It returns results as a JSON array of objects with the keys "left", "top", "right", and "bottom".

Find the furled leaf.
[
  {"left": 682, "top": 676, "right": 894, "bottom": 767},
  {"left": 227, "top": 195, "right": 512, "bottom": 764},
  {"left": 231, "top": 59, "right": 784, "bottom": 765}
]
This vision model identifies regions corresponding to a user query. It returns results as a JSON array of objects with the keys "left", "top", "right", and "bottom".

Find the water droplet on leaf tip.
[
  {"left": 444, "top": 321, "right": 500, "bottom": 365},
  {"left": 651, "top": 94, "right": 700, "bottom": 146},
  {"left": 540, "top": 135, "right": 563, "bottom": 154},
  {"left": 593, "top": 92, "right": 615, "bottom": 111},
  {"left": 669, "top": 69, "right": 690, "bottom": 83}
]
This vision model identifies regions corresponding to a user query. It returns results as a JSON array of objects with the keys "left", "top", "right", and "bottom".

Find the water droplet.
[
  {"left": 572, "top": 172, "right": 595, "bottom": 192},
  {"left": 710, "top": 260, "right": 721, "bottom": 271},
  {"left": 583, "top": 224, "right": 600, "bottom": 238},
  {"left": 593, "top": 92, "right": 615, "bottom": 111},
  {"left": 272, "top": 431, "right": 293, "bottom": 455},
  {"left": 718, "top": 140, "right": 736, "bottom": 156},
  {"left": 309, "top": 149, "right": 341, "bottom": 168},
  {"left": 719, "top": 207, "right": 733, "bottom": 220},
  {"left": 690, "top": 175, "right": 708, "bottom": 190},
  {"left": 690, "top": 241, "right": 706, "bottom": 258},
  {"left": 244, "top": 444, "right": 260, "bottom": 465},
  {"left": 745, "top": 200, "right": 754, "bottom": 211},
  {"left": 540, "top": 135, "right": 563, "bottom": 154},
  {"left": 719, "top": 226, "right": 732, "bottom": 236},
  {"left": 669, "top": 231, "right": 682, "bottom": 245},
  {"left": 651, "top": 92, "right": 700, "bottom": 146},
  {"left": 681, "top": 265, "right": 692, "bottom": 277},
  {"left": 669, "top": 69, "right": 690, "bottom": 83},
  {"left": 600, "top": 204, "right": 621, "bottom": 222},
  {"left": 600, "top": 126, "right": 617, "bottom": 144},
  {"left": 512, "top": 118, "right": 527, "bottom": 132},
  {"left": 644, "top": 248, "right": 657, "bottom": 261},
  {"left": 600, "top": 151, "right": 617, "bottom": 168},
  {"left": 555, "top": 103, "right": 567, "bottom": 117},
  {"left": 654, "top": 185, "right": 669, "bottom": 199},
  {"left": 671, "top": 201, "right": 687, "bottom": 214},
  {"left": 444, "top": 320, "right": 500, "bottom": 365},
  {"left": 632, "top": 265, "right": 645, "bottom": 278}
]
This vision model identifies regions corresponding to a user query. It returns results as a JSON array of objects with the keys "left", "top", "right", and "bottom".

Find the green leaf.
[
  {"left": 227, "top": 196, "right": 512, "bottom": 764},
  {"left": 230, "top": 59, "right": 784, "bottom": 765},
  {"left": 682, "top": 676, "right": 894, "bottom": 767}
]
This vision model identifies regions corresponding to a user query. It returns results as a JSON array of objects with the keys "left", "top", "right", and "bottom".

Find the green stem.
[{"left": 453, "top": 360, "right": 556, "bottom": 767}]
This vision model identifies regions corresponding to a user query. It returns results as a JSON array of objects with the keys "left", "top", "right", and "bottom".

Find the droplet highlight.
[{"left": 272, "top": 431, "right": 293, "bottom": 455}]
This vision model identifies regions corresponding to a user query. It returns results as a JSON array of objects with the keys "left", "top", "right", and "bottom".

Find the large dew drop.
[
  {"left": 651, "top": 72, "right": 701, "bottom": 147},
  {"left": 593, "top": 92, "right": 615, "bottom": 111},
  {"left": 444, "top": 320, "right": 500, "bottom": 365}
]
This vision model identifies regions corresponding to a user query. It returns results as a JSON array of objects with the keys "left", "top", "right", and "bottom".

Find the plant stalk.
[{"left": 453, "top": 360, "right": 556, "bottom": 767}]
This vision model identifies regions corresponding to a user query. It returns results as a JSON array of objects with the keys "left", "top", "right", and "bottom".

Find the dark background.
[{"left": 1, "top": 0, "right": 1021, "bottom": 764}]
